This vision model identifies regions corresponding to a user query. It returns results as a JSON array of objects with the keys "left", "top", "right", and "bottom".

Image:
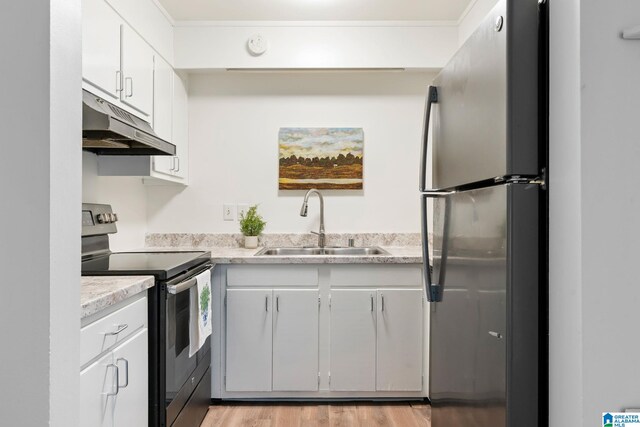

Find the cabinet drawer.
[
  {"left": 330, "top": 265, "right": 423, "bottom": 287},
  {"left": 227, "top": 266, "right": 318, "bottom": 287},
  {"left": 80, "top": 297, "right": 147, "bottom": 368}
]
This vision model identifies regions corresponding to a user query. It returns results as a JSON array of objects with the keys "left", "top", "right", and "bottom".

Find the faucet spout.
[{"left": 300, "top": 188, "right": 325, "bottom": 247}]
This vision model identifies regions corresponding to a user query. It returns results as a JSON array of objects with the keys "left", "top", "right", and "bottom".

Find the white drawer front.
[{"left": 80, "top": 297, "right": 147, "bottom": 368}]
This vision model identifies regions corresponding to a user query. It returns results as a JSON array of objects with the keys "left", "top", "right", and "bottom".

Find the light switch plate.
[
  {"left": 223, "top": 204, "right": 236, "bottom": 221},
  {"left": 237, "top": 204, "right": 250, "bottom": 220}
]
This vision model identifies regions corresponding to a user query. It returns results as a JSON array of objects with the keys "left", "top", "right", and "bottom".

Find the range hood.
[{"left": 82, "top": 90, "right": 175, "bottom": 156}]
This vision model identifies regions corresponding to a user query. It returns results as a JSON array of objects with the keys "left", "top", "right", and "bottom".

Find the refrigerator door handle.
[
  {"left": 421, "top": 192, "right": 452, "bottom": 302},
  {"left": 419, "top": 85, "right": 439, "bottom": 192}
]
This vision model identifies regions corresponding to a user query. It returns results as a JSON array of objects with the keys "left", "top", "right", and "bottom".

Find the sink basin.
[{"left": 255, "top": 247, "right": 389, "bottom": 256}]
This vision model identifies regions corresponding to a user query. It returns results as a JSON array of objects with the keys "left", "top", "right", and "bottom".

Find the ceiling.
[{"left": 157, "top": 0, "right": 474, "bottom": 22}]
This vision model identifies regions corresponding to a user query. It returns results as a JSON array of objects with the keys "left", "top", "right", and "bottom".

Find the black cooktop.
[{"left": 81, "top": 251, "right": 211, "bottom": 280}]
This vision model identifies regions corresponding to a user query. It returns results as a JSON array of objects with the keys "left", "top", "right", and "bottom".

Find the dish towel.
[{"left": 189, "top": 269, "right": 212, "bottom": 357}]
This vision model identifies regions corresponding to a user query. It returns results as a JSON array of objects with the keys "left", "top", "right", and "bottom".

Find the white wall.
[
  {"left": 548, "top": 0, "right": 583, "bottom": 425},
  {"left": 550, "top": 0, "right": 640, "bottom": 425},
  {"left": 83, "top": 152, "right": 149, "bottom": 250},
  {"left": 0, "top": 1, "right": 81, "bottom": 426},
  {"left": 146, "top": 71, "right": 434, "bottom": 235},
  {"left": 579, "top": 0, "right": 640, "bottom": 421},
  {"left": 174, "top": 22, "right": 457, "bottom": 70}
]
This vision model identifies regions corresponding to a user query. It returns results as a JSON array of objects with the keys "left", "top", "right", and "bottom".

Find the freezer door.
[
  {"left": 429, "top": 183, "right": 539, "bottom": 427},
  {"left": 431, "top": 0, "right": 539, "bottom": 189}
]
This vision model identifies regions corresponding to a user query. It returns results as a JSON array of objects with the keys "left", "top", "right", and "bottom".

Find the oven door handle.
[{"left": 166, "top": 264, "right": 213, "bottom": 295}]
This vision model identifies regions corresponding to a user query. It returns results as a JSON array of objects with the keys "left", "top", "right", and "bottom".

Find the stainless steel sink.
[{"left": 255, "top": 247, "right": 389, "bottom": 256}]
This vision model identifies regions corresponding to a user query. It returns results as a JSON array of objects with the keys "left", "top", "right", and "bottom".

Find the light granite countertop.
[
  {"left": 211, "top": 245, "right": 423, "bottom": 264},
  {"left": 81, "top": 276, "right": 155, "bottom": 319},
  {"left": 142, "top": 245, "right": 423, "bottom": 265},
  {"left": 143, "top": 233, "right": 424, "bottom": 265}
]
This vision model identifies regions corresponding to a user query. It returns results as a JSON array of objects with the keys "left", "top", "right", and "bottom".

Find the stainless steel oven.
[{"left": 162, "top": 263, "right": 213, "bottom": 427}]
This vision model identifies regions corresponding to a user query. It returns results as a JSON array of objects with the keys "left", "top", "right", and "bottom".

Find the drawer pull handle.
[
  {"left": 104, "top": 324, "right": 128, "bottom": 336},
  {"left": 106, "top": 364, "right": 119, "bottom": 396},
  {"left": 117, "top": 358, "right": 129, "bottom": 388}
]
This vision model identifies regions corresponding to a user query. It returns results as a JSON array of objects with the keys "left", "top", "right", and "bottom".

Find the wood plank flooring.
[{"left": 200, "top": 402, "right": 431, "bottom": 427}]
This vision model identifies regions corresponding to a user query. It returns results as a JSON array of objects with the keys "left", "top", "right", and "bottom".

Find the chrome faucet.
[{"left": 300, "top": 188, "right": 325, "bottom": 248}]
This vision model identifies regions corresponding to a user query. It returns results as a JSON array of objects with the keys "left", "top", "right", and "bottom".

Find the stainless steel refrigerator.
[{"left": 420, "top": 0, "right": 547, "bottom": 426}]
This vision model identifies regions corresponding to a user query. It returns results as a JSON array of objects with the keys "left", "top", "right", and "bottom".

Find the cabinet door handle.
[
  {"left": 276, "top": 296, "right": 279, "bottom": 312},
  {"left": 370, "top": 294, "right": 374, "bottom": 312},
  {"left": 381, "top": 294, "right": 385, "bottom": 312},
  {"left": 116, "top": 71, "right": 122, "bottom": 93},
  {"left": 125, "top": 77, "right": 133, "bottom": 97},
  {"left": 116, "top": 358, "right": 129, "bottom": 388},
  {"left": 104, "top": 324, "right": 128, "bottom": 336},
  {"left": 265, "top": 295, "right": 269, "bottom": 312},
  {"left": 106, "top": 364, "right": 119, "bottom": 396},
  {"left": 175, "top": 157, "right": 180, "bottom": 172},
  {"left": 488, "top": 331, "right": 503, "bottom": 340}
]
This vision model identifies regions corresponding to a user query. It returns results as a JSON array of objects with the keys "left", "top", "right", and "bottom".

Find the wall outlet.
[
  {"left": 237, "top": 204, "right": 250, "bottom": 220},
  {"left": 223, "top": 204, "right": 236, "bottom": 221}
]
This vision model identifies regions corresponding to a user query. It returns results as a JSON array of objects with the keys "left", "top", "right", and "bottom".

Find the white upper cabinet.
[
  {"left": 152, "top": 55, "right": 173, "bottom": 143},
  {"left": 120, "top": 25, "right": 154, "bottom": 117},
  {"left": 152, "top": 55, "right": 174, "bottom": 176},
  {"left": 82, "top": 0, "right": 122, "bottom": 100},
  {"left": 170, "top": 72, "right": 189, "bottom": 181}
]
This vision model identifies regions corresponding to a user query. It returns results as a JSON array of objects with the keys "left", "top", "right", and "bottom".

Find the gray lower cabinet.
[
  {"left": 225, "top": 289, "right": 273, "bottom": 392},
  {"left": 219, "top": 264, "right": 426, "bottom": 398},
  {"left": 329, "top": 289, "right": 377, "bottom": 391},
  {"left": 225, "top": 288, "right": 320, "bottom": 392},
  {"left": 272, "top": 289, "right": 320, "bottom": 391}
]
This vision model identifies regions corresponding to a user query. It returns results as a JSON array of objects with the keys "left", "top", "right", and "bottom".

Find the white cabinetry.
[
  {"left": 152, "top": 55, "right": 174, "bottom": 176},
  {"left": 120, "top": 25, "right": 154, "bottom": 117},
  {"left": 83, "top": 0, "right": 189, "bottom": 185},
  {"left": 79, "top": 352, "right": 115, "bottom": 427},
  {"left": 169, "top": 72, "right": 189, "bottom": 181},
  {"left": 80, "top": 294, "right": 148, "bottom": 427},
  {"left": 112, "top": 329, "right": 149, "bottom": 427},
  {"left": 97, "top": 71, "right": 189, "bottom": 185},
  {"left": 151, "top": 71, "right": 190, "bottom": 182},
  {"left": 273, "top": 289, "right": 319, "bottom": 391},
  {"left": 82, "top": 0, "right": 153, "bottom": 120},
  {"left": 82, "top": 0, "right": 122, "bottom": 101}
]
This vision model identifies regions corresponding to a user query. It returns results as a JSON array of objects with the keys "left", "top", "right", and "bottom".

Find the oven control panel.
[{"left": 82, "top": 203, "right": 118, "bottom": 237}]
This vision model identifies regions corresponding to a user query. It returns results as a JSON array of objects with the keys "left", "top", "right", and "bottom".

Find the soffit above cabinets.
[{"left": 156, "top": 0, "right": 474, "bottom": 22}]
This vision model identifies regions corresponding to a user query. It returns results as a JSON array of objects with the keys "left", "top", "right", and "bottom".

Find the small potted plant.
[{"left": 239, "top": 205, "right": 266, "bottom": 249}]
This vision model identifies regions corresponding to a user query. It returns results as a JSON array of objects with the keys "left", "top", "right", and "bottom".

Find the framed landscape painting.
[{"left": 278, "top": 127, "right": 364, "bottom": 190}]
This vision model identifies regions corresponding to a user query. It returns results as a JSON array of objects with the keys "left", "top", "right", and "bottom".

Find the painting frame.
[{"left": 278, "top": 127, "right": 364, "bottom": 190}]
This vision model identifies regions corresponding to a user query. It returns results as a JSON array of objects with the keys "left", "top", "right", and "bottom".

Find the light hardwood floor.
[{"left": 200, "top": 402, "right": 431, "bottom": 427}]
